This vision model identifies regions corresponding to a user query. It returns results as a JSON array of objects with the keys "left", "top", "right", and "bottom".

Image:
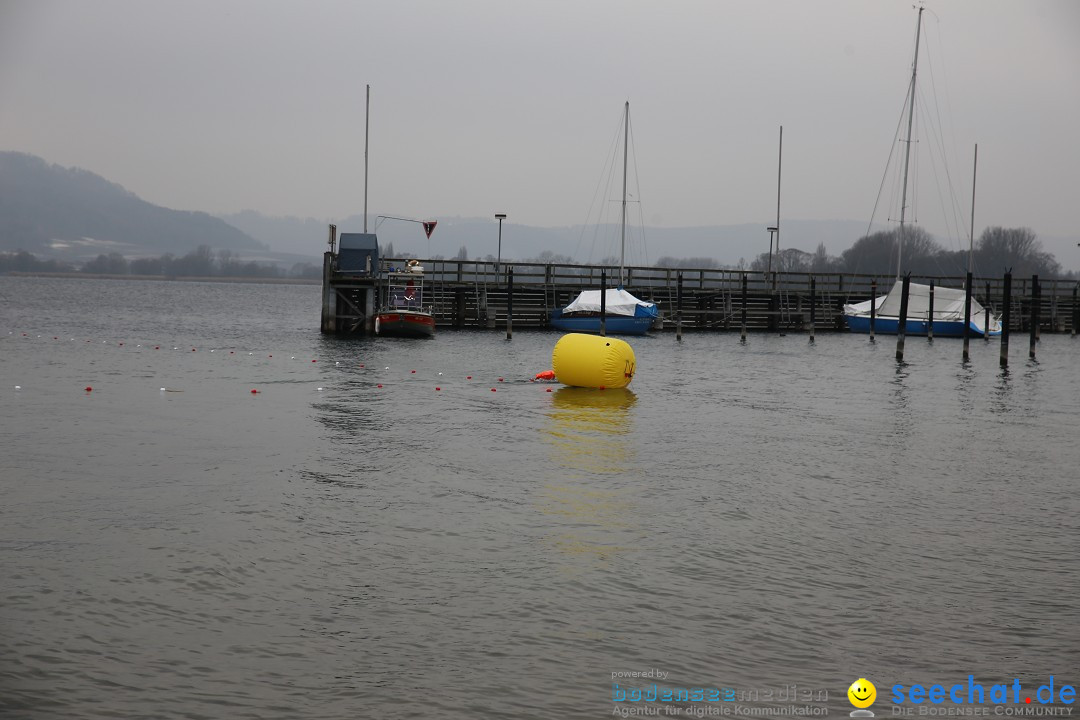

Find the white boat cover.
[
  {"left": 846, "top": 280, "right": 987, "bottom": 320},
  {"left": 562, "top": 288, "right": 656, "bottom": 317}
]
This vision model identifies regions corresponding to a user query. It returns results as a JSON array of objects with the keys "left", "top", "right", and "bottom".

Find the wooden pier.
[{"left": 321, "top": 254, "right": 1080, "bottom": 336}]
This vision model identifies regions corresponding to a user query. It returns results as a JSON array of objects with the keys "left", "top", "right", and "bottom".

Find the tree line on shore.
[
  {"left": 0, "top": 245, "right": 321, "bottom": 279},
  {"left": 737, "top": 226, "right": 1073, "bottom": 280},
  {"left": 406, "top": 227, "right": 1075, "bottom": 281},
  {"left": 1, "top": 226, "right": 1074, "bottom": 281}
]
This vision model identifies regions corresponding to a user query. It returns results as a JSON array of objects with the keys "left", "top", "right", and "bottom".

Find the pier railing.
[
  {"left": 329, "top": 257, "right": 1079, "bottom": 333},
  {"left": 393, "top": 258, "right": 1070, "bottom": 292}
]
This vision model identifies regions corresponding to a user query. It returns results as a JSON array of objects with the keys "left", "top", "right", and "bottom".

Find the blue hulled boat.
[
  {"left": 843, "top": 280, "right": 1001, "bottom": 337},
  {"left": 549, "top": 287, "right": 658, "bottom": 336}
]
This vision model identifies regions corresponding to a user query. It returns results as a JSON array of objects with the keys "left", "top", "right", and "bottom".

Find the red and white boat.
[{"left": 375, "top": 265, "right": 435, "bottom": 338}]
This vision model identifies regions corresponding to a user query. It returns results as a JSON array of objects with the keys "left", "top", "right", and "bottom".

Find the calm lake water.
[{"left": 1, "top": 276, "right": 1078, "bottom": 720}]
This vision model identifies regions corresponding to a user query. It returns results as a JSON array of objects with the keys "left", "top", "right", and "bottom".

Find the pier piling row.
[{"left": 321, "top": 255, "right": 1080, "bottom": 335}]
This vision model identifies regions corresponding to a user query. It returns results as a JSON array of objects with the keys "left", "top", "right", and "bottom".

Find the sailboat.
[
  {"left": 549, "top": 101, "right": 659, "bottom": 335},
  {"left": 844, "top": 282, "right": 999, "bottom": 336},
  {"left": 843, "top": 7, "right": 1001, "bottom": 338}
]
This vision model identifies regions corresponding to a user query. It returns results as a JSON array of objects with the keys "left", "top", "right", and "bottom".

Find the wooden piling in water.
[
  {"left": 455, "top": 288, "right": 467, "bottom": 328},
  {"left": 506, "top": 266, "right": 513, "bottom": 340},
  {"left": 484, "top": 287, "right": 495, "bottom": 329},
  {"left": 896, "top": 274, "right": 911, "bottom": 362},
  {"left": 1050, "top": 279, "right": 1059, "bottom": 332},
  {"left": 1029, "top": 274, "right": 1039, "bottom": 359},
  {"left": 809, "top": 276, "right": 816, "bottom": 344},
  {"left": 869, "top": 279, "right": 877, "bottom": 341},
  {"left": 676, "top": 271, "right": 683, "bottom": 341},
  {"left": 984, "top": 281, "right": 991, "bottom": 343},
  {"left": 962, "top": 272, "right": 972, "bottom": 362},
  {"left": 740, "top": 274, "right": 748, "bottom": 341},
  {"left": 1073, "top": 284, "right": 1078, "bottom": 337},
  {"left": 927, "top": 281, "right": 935, "bottom": 341},
  {"left": 1036, "top": 278, "right": 1042, "bottom": 342},
  {"left": 320, "top": 251, "right": 335, "bottom": 333},
  {"left": 600, "top": 270, "right": 607, "bottom": 337},
  {"left": 768, "top": 291, "right": 778, "bottom": 334},
  {"left": 1000, "top": 272, "right": 1012, "bottom": 368}
]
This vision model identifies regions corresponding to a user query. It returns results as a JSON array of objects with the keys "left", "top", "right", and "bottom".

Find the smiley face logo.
[{"left": 848, "top": 678, "right": 877, "bottom": 709}]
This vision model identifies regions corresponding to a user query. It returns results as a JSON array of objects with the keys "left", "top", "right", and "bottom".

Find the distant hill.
[
  {"left": 0, "top": 152, "right": 265, "bottom": 260},
  {"left": 227, "top": 211, "right": 1080, "bottom": 275},
  {"left": 219, "top": 210, "right": 334, "bottom": 255},
  {"left": 222, "top": 210, "right": 880, "bottom": 267}
]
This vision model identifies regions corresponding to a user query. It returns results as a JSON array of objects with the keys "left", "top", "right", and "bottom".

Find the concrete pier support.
[{"left": 321, "top": 252, "right": 336, "bottom": 334}]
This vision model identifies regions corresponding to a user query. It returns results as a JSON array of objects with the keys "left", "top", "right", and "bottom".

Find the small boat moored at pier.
[
  {"left": 843, "top": 280, "right": 1001, "bottom": 337},
  {"left": 375, "top": 265, "right": 435, "bottom": 338},
  {"left": 549, "top": 287, "right": 658, "bottom": 336}
]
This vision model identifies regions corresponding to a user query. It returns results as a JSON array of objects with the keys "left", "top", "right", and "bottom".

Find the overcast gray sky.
[{"left": 2, "top": 0, "right": 1078, "bottom": 262}]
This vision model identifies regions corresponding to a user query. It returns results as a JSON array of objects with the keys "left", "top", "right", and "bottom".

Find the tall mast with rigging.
[
  {"left": 364, "top": 84, "right": 370, "bottom": 233},
  {"left": 620, "top": 100, "right": 629, "bottom": 287},
  {"left": 897, "top": 5, "right": 924, "bottom": 280},
  {"left": 968, "top": 143, "right": 978, "bottom": 275},
  {"left": 775, "top": 125, "right": 782, "bottom": 291}
]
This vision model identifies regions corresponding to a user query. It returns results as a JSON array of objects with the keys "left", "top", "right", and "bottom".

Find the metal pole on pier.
[
  {"left": 495, "top": 214, "right": 506, "bottom": 275},
  {"left": 1000, "top": 272, "right": 1012, "bottom": 368},
  {"left": 676, "top": 271, "right": 683, "bottom": 341},
  {"left": 506, "top": 266, "right": 513, "bottom": 340},
  {"left": 600, "top": 270, "right": 607, "bottom": 337},
  {"left": 1029, "top": 275, "right": 1039, "bottom": 359},
  {"left": 962, "top": 272, "right": 973, "bottom": 361},
  {"left": 740, "top": 274, "right": 748, "bottom": 341},
  {"left": 896, "top": 274, "right": 911, "bottom": 362},
  {"left": 928, "top": 282, "right": 935, "bottom": 341},
  {"left": 809, "top": 276, "right": 816, "bottom": 344},
  {"left": 363, "top": 85, "right": 369, "bottom": 233}
]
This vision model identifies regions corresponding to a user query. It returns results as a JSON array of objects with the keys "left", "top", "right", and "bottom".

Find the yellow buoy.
[{"left": 551, "top": 333, "right": 636, "bottom": 389}]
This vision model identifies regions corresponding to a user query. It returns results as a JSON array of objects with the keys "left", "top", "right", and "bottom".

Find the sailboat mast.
[
  {"left": 775, "top": 125, "right": 782, "bottom": 291},
  {"left": 897, "top": 6, "right": 924, "bottom": 280},
  {"left": 364, "top": 84, "right": 370, "bottom": 233},
  {"left": 620, "top": 100, "right": 629, "bottom": 286},
  {"left": 969, "top": 143, "right": 978, "bottom": 275}
]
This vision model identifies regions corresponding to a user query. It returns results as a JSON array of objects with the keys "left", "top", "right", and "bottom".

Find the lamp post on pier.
[{"left": 495, "top": 213, "right": 507, "bottom": 276}]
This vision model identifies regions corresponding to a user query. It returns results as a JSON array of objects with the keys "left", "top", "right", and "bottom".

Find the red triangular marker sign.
[{"left": 423, "top": 221, "right": 437, "bottom": 238}]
